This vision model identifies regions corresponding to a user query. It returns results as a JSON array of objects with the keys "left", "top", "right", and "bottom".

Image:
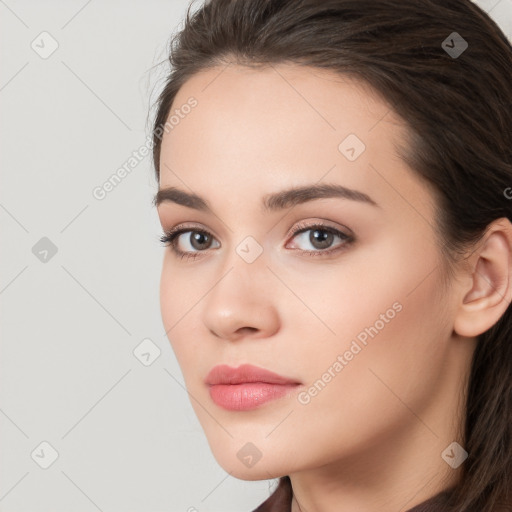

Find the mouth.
[{"left": 205, "top": 364, "right": 302, "bottom": 411}]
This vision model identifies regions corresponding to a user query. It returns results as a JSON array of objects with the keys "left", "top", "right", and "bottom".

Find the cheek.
[
  {"left": 280, "top": 239, "right": 449, "bottom": 455},
  {"left": 159, "top": 253, "right": 204, "bottom": 327},
  {"left": 159, "top": 256, "right": 204, "bottom": 366}
]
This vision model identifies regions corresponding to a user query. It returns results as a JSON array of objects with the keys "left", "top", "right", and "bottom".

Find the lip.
[
  {"left": 205, "top": 364, "right": 300, "bottom": 386},
  {"left": 205, "top": 364, "right": 302, "bottom": 411}
]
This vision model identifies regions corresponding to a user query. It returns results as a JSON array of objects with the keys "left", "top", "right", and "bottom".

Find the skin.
[{"left": 156, "top": 63, "right": 512, "bottom": 512}]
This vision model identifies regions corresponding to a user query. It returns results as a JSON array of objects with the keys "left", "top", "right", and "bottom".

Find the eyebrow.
[{"left": 153, "top": 183, "right": 379, "bottom": 212}]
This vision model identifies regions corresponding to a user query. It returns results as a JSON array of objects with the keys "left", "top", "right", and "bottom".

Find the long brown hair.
[{"left": 150, "top": 1, "right": 512, "bottom": 510}]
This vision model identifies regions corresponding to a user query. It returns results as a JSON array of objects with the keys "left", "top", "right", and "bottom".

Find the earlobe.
[{"left": 453, "top": 218, "right": 512, "bottom": 338}]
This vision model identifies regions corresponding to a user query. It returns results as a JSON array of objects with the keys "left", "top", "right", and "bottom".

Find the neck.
[
  {"left": 289, "top": 430, "right": 460, "bottom": 512},
  {"left": 287, "top": 368, "right": 469, "bottom": 512}
]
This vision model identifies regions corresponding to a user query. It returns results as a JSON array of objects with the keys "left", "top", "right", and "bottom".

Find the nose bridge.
[
  {"left": 211, "top": 236, "right": 269, "bottom": 304},
  {"left": 214, "top": 223, "right": 269, "bottom": 281},
  {"left": 201, "top": 237, "right": 279, "bottom": 339}
]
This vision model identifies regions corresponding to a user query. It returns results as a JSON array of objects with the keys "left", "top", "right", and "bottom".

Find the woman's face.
[{"left": 156, "top": 64, "right": 471, "bottom": 481}]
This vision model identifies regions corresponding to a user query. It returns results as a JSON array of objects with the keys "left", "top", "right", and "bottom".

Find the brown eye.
[
  {"left": 308, "top": 228, "right": 336, "bottom": 250},
  {"left": 187, "top": 231, "right": 213, "bottom": 250},
  {"left": 160, "top": 221, "right": 354, "bottom": 260},
  {"left": 160, "top": 228, "right": 220, "bottom": 258},
  {"left": 287, "top": 223, "right": 353, "bottom": 256}
]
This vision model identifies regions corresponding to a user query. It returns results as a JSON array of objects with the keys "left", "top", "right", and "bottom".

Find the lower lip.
[{"left": 208, "top": 383, "right": 299, "bottom": 411}]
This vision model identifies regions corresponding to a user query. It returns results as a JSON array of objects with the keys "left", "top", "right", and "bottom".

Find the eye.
[
  {"left": 159, "top": 226, "right": 220, "bottom": 260},
  {"left": 285, "top": 220, "right": 353, "bottom": 256},
  {"left": 160, "top": 220, "right": 354, "bottom": 260}
]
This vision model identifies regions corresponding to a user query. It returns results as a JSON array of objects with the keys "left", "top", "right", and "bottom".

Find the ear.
[{"left": 453, "top": 218, "right": 512, "bottom": 338}]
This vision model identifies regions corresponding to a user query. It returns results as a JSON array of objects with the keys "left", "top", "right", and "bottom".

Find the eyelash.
[{"left": 159, "top": 221, "right": 354, "bottom": 261}]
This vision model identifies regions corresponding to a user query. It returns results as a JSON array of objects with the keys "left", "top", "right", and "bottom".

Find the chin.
[
  {"left": 206, "top": 443, "right": 283, "bottom": 480},
  {"left": 226, "top": 465, "right": 279, "bottom": 482}
]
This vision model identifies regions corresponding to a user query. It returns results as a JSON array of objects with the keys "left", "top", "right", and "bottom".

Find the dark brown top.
[{"left": 251, "top": 478, "right": 458, "bottom": 512}]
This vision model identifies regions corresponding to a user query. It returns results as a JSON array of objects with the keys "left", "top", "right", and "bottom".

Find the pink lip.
[
  {"left": 205, "top": 364, "right": 300, "bottom": 385},
  {"left": 205, "top": 364, "right": 301, "bottom": 411}
]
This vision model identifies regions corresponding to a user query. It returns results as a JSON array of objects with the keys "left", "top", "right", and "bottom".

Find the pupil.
[
  {"left": 311, "top": 229, "right": 332, "bottom": 249},
  {"left": 192, "top": 232, "right": 209, "bottom": 249}
]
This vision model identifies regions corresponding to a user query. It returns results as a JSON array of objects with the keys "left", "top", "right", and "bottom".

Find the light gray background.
[{"left": 1, "top": 1, "right": 511, "bottom": 511}]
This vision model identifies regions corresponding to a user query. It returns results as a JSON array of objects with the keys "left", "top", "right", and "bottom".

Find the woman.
[{"left": 150, "top": 0, "right": 512, "bottom": 510}]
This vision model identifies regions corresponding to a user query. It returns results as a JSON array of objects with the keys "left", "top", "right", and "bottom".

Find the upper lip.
[{"left": 205, "top": 364, "right": 301, "bottom": 386}]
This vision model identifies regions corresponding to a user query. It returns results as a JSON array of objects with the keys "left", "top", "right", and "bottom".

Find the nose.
[{"left": 201, "top": 255, "right": 281, "bottom": 342}]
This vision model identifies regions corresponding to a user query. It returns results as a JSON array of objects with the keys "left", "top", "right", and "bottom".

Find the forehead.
[
  {"left": 169, "top": 63, "right": 403, "bottom": 140},
  {"left": 158, "top": 63, "right": 433, "bottom": 220},
  {"left": 161, "top": 63, "right": 406, "bottom": 166}
]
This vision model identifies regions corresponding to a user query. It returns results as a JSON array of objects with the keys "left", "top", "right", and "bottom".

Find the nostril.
[{"left": 237, "top": 327, "right": 258, "bottom": 335}]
